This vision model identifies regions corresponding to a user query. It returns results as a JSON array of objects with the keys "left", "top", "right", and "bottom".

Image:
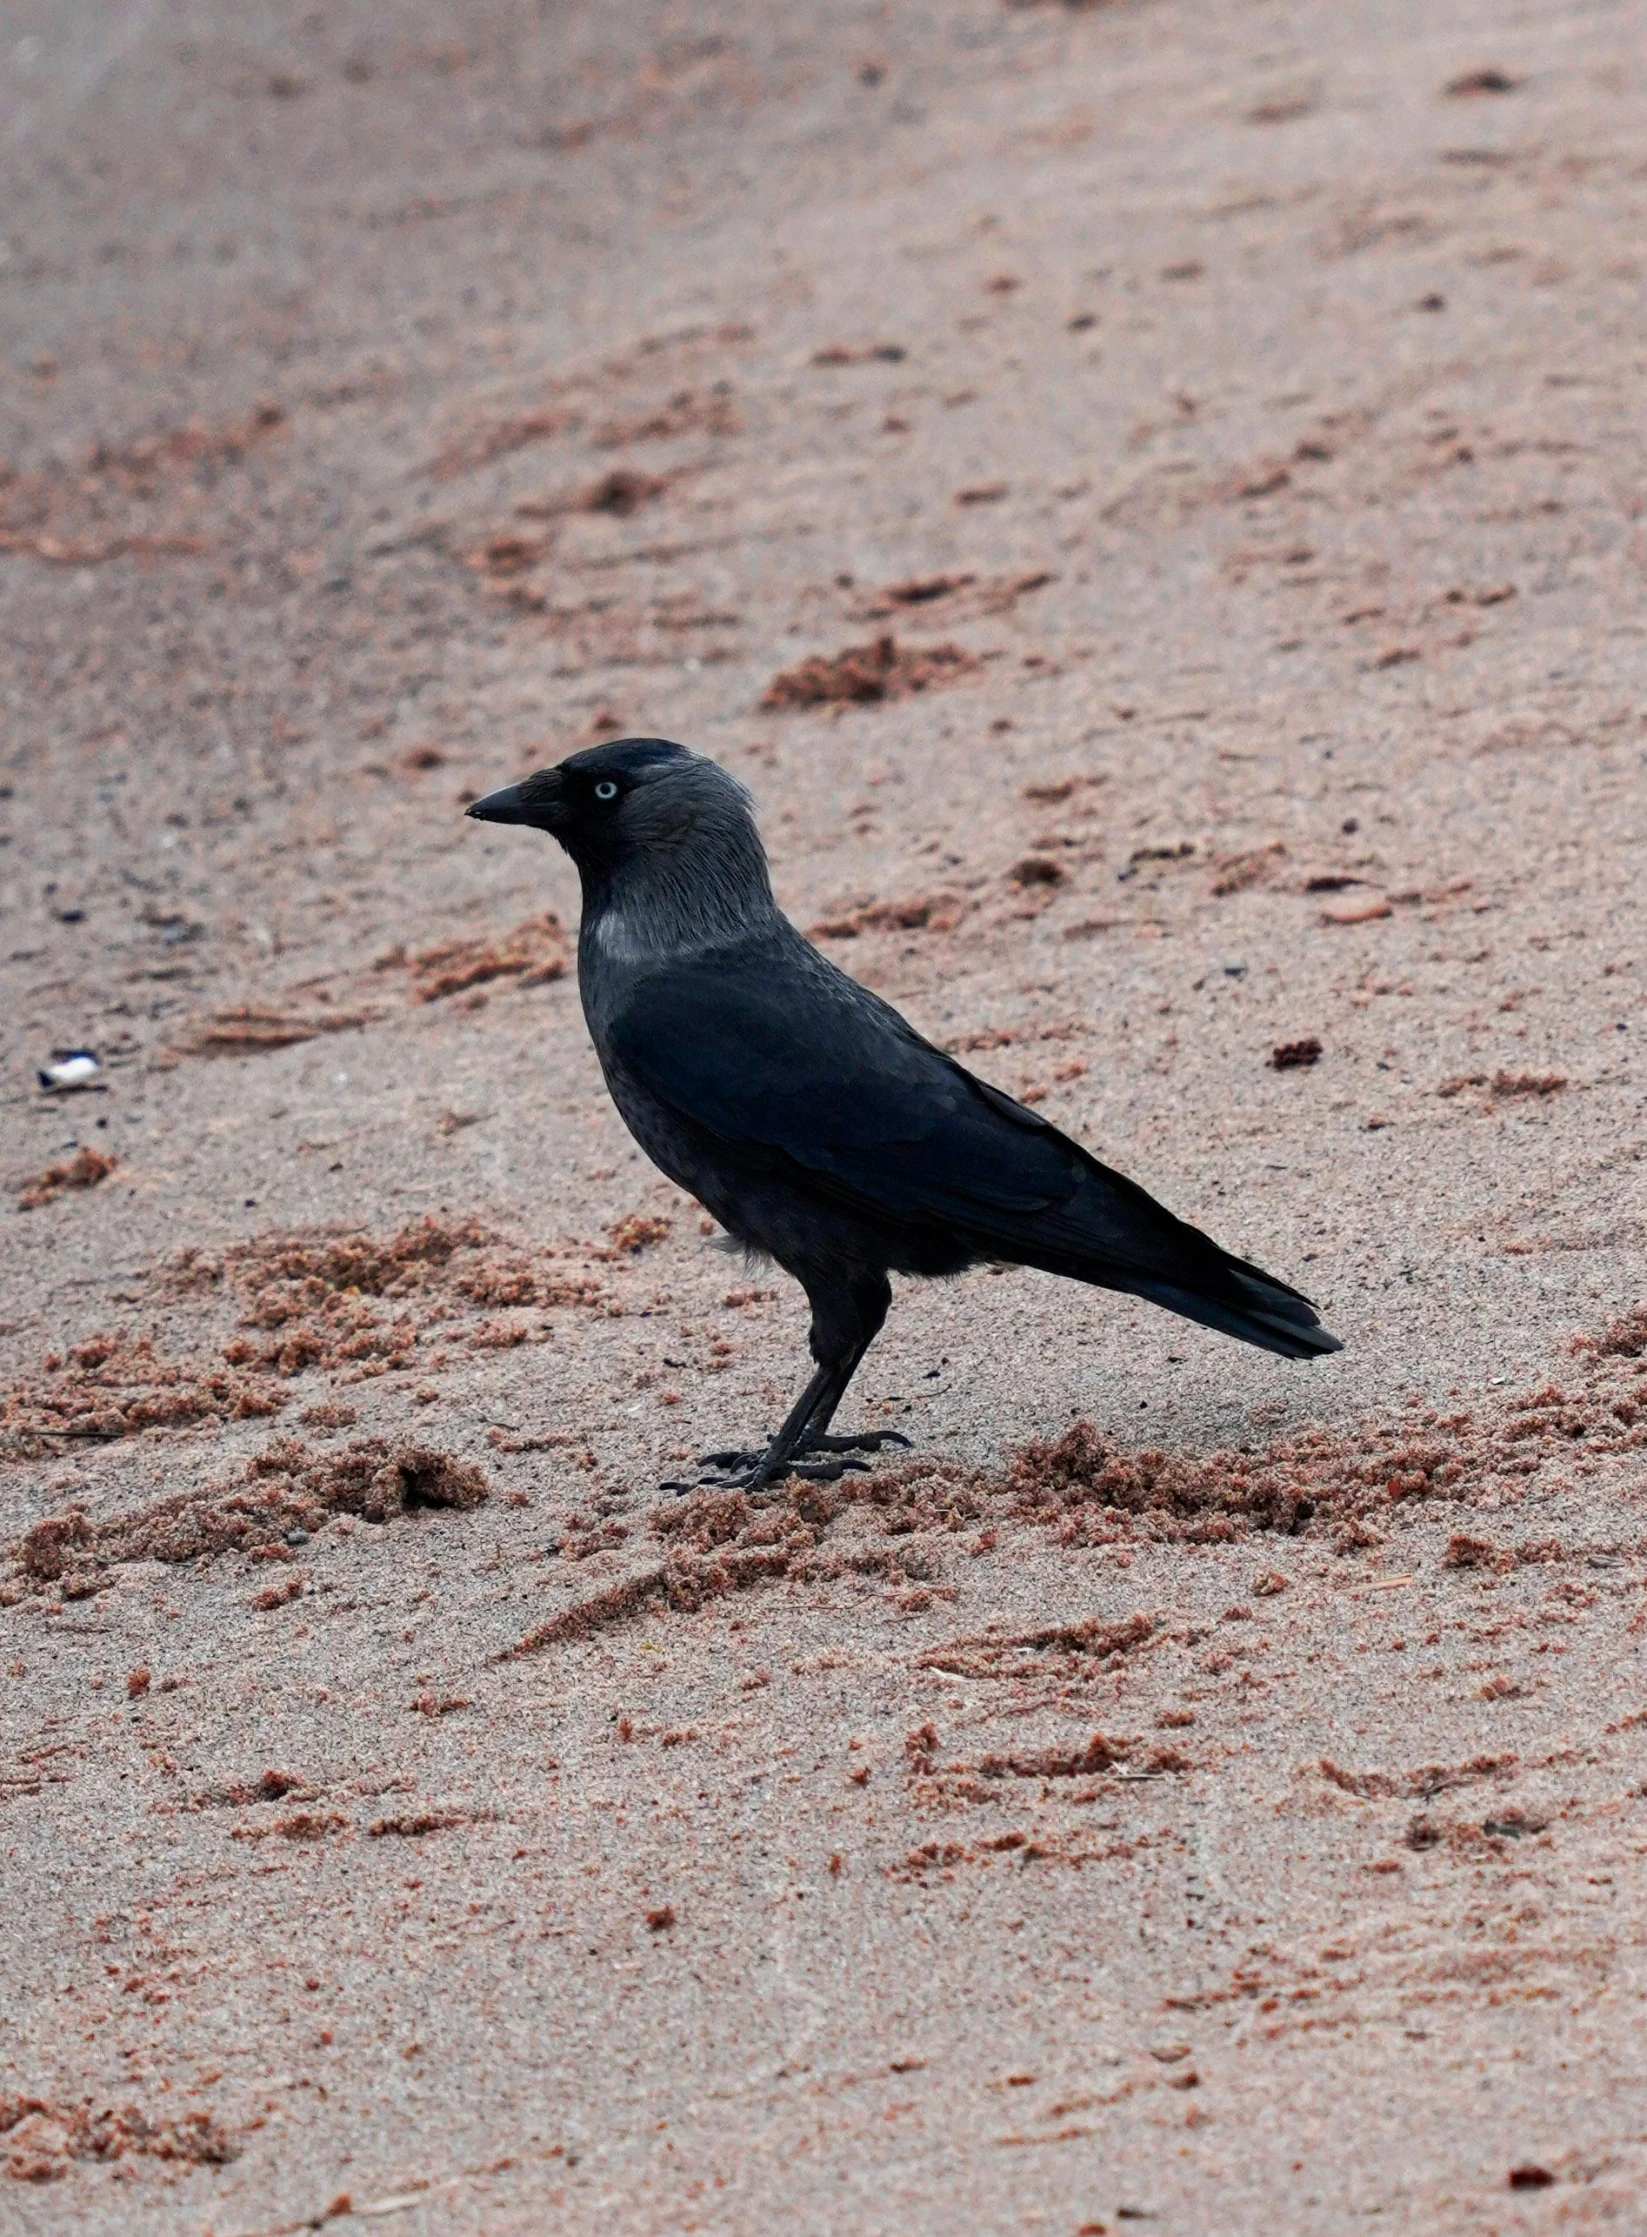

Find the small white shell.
[{"left": 38, "top": 1051, "right": 101, "bottom": 1091}]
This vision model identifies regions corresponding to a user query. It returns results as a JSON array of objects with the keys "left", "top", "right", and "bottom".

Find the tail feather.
[
  {"left": 869, "top": 1070, "right": 1345, "bottom": 1359},
  {"left": 1012, "top": 1169, "right": 1344, "bottom": 1358},
  {"left": 1128, "top": 1272, "right": 1342, "bottom": 1360}
]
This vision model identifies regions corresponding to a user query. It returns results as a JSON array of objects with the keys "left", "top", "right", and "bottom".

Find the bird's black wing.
[
  {"left": 603, "top": 953, "right": 1339, "bottom": 1356},
  {"left": 606, "top": 952, "right": 1072, "bottom": 1207}
]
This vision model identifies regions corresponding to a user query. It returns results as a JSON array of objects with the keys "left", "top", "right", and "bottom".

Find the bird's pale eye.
[{"left": 594, "top": 780, "right": 619, "bottom": 802}]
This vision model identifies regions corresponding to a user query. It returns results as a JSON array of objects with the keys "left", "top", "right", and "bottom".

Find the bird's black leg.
[
  {"left": 671, "top": 1272, "right": 903, "bottom": 1497},
  {"left": 671, "top": 1361, "right": 845, "bottom": 1494},
  {"left": 788, "top": 1331, "right": 912, "bottom": 1462}
]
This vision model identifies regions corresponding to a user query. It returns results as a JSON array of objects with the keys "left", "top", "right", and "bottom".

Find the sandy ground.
[{"left": 2, "top": 0, "right": 1646, "bottom": 2229}]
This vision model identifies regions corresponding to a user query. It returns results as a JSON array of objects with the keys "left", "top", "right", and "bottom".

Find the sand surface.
[{"left": 3, "top": 0, "right": 1646, "bottom": 2229}]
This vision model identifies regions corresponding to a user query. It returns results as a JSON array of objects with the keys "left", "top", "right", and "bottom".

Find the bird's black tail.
[
  {"left": 1125, "top": 1262, "right": 1342, "bottom": 1360},
  {"left": 990, "top": 1134, "right": 1344, "bottom": 1360}
]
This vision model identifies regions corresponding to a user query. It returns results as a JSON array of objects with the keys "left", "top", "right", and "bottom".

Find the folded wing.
[{"left": 606, "top": 950, "right": 1339, "bottom": 1359}]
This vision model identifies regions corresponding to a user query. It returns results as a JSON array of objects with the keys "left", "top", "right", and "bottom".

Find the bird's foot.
[
  {"left": 696, "top": 1427, "right": 910, "bottom": 1473},
  {"left": 661, "top": 1426, "right": 911, "bottom": 1499},
  {"left": 693, "top": 1444, "right": 771, "bottom": 1476},
  {"left": 661, "top": 1449, "right": 892, "bottom": 1500},
  {"left": 803, "top": 1429, "right": 912, "bottom": 1457},
  {"left": 737, "top": 1456, "right": 874, "bottom": 1502}
]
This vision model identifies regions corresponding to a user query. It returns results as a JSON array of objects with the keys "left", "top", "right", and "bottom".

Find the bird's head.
[{"left": 466, "top": 738, "right": 768, "bottom": 906}]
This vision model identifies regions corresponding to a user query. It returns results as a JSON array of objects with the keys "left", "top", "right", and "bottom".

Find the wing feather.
[
  {"left": 602, "top": 950, "right": 1339, "bottom": 1357},
  {"left": 607, "top": 965, "right": 1210, "bottom": 1279}
]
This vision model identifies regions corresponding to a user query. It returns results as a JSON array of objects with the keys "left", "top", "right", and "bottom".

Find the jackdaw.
[{"left": 467, "top": 738, "right": 1340, "bottom": 1493}]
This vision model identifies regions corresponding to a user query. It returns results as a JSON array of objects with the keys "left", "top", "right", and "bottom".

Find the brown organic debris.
[
  {"left": 199, "top": 1767, "right": 311, "bottom": 1809},
  {"left": 1576, "top": 1306, "right": 1647, "bottom": 1362},
  {"left": 1, "top": 2096, "right": 239, "bottom": 2181},
  {"left": 1445, "top": 68, "right": 1520, "bottom": 97},
  {"left": 464, "top": 530, "right": 549, "bottom": 578},
  {"left": 502, "top": 1458, "right": 987, "bottom": 1655},
  {"left": 251, "top": 1573, "right": 306, "bottom": 1610},
  {"left": 499, "top": 1548, "right": 794, "bottom": 1658},
  {"left": 1212, "top": 842, "right": 1287, "bottom": 896},
  {"left": 1443, "top": 1531, "right": 1504, "bottom": 1570},
  {"left": 1320, "top": 1752, "right": 1516, "bottom": 1801},
  {"left": 172, "top": 1215, "right": 518, "bottom": 1379},
  {"left": 887, "top": 1827, "right": 1136, "bottom": 1878},
  {"left": 1007, "top": 1420, "right": 1322, "bottom": 1539},
  {"left": 170, "top": 1006, "right": 381, "bottom": 1058},
  {"left": 219, "top": 1213, "right": 492, "bottom": 1308},
  {"left": 918, "top": 1612, "right": 1156, "bottom": 1680},
  {"left": 174, "top": 1212, "right": 607, "bottom": 1362},
  {"left": 899, "top": 1717, "right": 1172, "bottom": 1798},
  {"left": 581, "top": 466, "right": 669, "bottom": 515},
  {"left": 494, "top": 1305, "right": 1647, "bottom": 1647},
  {"left": 1, "top": 1331, "right": 286, "bottom": 1459},
  {"left": 424, "top": 405, "right": 574, "bottom": 481},
  {"left": 17, "top": 1147, "right": 117, "bottom": 1210},
  {"left": 882, "top": 572, "right": 976, "bottom": 604},
  {"left": 231, "top": 1807, "right": 349, "bottom": 1843},
  {"left": 1269, "top": 1037, "right": 1323, "bottom": 1071},
  {"left": 1023, "top": 775, "right": 1097, "bottom": 804},
  {"left": 5, "top": 1437, "right": 488, "bottom": 1600},
  {"left": 0, "top": 401, "right": 284, "bottom": 569},
  {"left": 760, "top": 634, "right": 979, "bottom": 711},
  {"left": 402, "top": 911, "right": 568, "bottom": 1000},
  {"left": 857, "top": 570, "right": 1053, "bottom": 622},
  {"left": 507, "top": 466, "right": 673, "bottom": 532},
  {"left": 1001, "top": 1348, "right": 1647, "bottom": 1545},
  {"left": 1118, "top": 841, "right": 1195, "bottom": 882},
  {"left": 592, "top": 384, "right": 737, "bottom": 448},
  {"left": 975, "top": 1732, "right": 1133, "bottom": 1781},
  {"left": 1490, "top": 1070, "right": 1565, "bottom": 1100},
  {"left": 605, "top": 1214, "right": 671, "bottom": 1255},
  {"left": 812, "top": 343, "right": 906, "bottom": 365},
  {"left": 810, "top": 892, "right": 967, "bottom": 939}
]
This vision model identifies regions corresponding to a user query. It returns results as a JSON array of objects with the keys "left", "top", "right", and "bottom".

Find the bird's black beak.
[
  {"left": 465, "top": 768, "right": 567, "bottom": 831},
  {"left": 466, "top": 781, "right": 530, "bottom": 825}
]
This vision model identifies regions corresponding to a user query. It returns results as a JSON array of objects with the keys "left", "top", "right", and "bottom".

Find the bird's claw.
[
  {"left": 659, "top": 1451, "right": 875, "bottom": 1500},
  {"left": 697, "top": 1427, "right": 909, "bottom": 1473},
  {"left": 699, "top": 1445, "right": 766, "bottom": 1473},
  {"left": 804, "top": 1429, "right": 912, "bottom": 1456}
]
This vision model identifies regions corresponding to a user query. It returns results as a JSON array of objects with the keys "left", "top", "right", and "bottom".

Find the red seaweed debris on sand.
[
  {"left": 3, "top": 1438, "right": 488, "bottom": 1603},
  {"left": 499, "top": 1311, "right": 1647, "bottom": 1648},
  {"left": 760, "top": 633, "right": 978, "bottom": 710}
]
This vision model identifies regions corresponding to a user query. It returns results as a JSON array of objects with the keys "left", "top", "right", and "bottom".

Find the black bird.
[{"left": 467, "top": 738, "right": 1340, "bottom": 1494}]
